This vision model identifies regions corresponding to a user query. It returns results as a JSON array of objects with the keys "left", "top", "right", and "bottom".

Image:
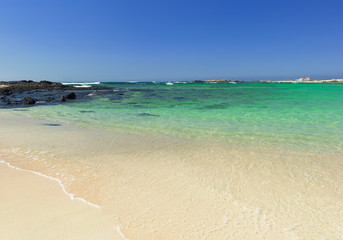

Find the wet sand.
[{"left": 0, "top": 162, "right": 127, "bottom": 240}]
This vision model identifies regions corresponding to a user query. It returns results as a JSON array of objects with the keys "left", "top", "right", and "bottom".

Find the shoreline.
[
  {"left": 0, "top": 159, "right": 101, "bottom": 208},
  {"left": 0, "top": 160, "right": 127, "bottom": 240}
]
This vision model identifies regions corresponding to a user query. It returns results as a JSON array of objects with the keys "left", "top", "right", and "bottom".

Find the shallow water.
[
  {"left": 1, "top": 82, "right": 343, "bottom": 239},
  {"left": 11, "top": 82, "right": 343, "bottom": 151}
]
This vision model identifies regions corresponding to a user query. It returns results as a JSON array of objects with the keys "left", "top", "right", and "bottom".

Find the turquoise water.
[{"left": 12, "top": 82, "right": 343, "bottom": 152}]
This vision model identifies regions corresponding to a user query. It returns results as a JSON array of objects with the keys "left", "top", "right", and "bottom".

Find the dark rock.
[
  {"left": 66, "top": 92, "right": 76, "bottom": 100},
  {"left": 40, "top": 80, "right": 53, "bottom": 84},
  {"left": 1, "top": 89, "right": 13, "bottom": 96},
  {"left": 43, "top": 123, "right": 61, "bottom": 126},
  {"left": 23, "top": 97, "right": 36, "bottom": 105}
]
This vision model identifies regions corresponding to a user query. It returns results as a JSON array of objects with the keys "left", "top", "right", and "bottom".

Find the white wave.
[
  {"left": 74, "top": 85, "right": 91, "bottom": 88},
  {"left": 62, "top": 82, "right": 100, "bottom": 85}
]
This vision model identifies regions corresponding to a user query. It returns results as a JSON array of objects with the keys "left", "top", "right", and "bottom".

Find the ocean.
[{"left": 1, "top": 81, "right": 342, "bottom": 239}]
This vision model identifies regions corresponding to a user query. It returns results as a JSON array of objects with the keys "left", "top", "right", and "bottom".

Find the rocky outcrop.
[
  {"left": 0, "top": 80, "right": 65, "bottom": 93},
  {"left": 0, "top": 80, "right": 109, "bottom": 108}
]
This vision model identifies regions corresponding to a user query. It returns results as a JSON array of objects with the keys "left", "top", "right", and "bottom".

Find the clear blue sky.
[{"left": 0, "top": 0, "right": 342, "bottom": 82}]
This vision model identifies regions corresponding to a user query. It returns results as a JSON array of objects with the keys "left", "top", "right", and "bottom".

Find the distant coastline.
[
  {"left": 2, "top": 78, "right": 343, "bottom": 86},
  {"left": 176, "top": 78, "right": 343, "bottom": 83}
]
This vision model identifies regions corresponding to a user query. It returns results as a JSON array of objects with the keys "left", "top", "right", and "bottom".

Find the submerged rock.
[
  {"left": 138, "top": 113, "right": 160, "bottom": 117},
  {"left": 80, "top": 110, "right": 95, "bottom": 113},
  {"left": 23, "top": 97, "right": 36, "bottom": 105},
  {"left": 12, "top": 109, "right": 29, "bottom": 111},
  {"left": 43, "top": 123, "right": 61, "bottom": 126}
]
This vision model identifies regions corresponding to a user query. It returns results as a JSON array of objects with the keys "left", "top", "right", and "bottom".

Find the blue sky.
[{"left": 0, "top": 0, "right": 342, "bottom": 82}]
